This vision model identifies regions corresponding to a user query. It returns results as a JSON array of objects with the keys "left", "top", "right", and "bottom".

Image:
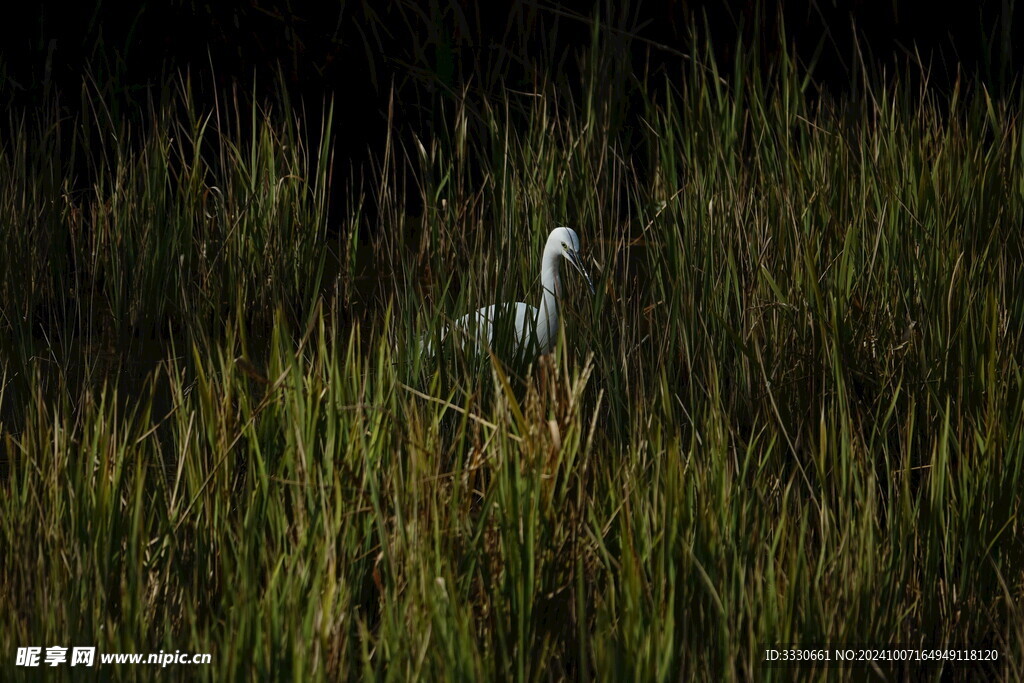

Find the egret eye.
[{"left": 561, "top": 241, "right": 567, "bottom": 249}]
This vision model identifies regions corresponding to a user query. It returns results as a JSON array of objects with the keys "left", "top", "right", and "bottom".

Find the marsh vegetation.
[{"left": 1, "top": 9, "right": 1023, "bottom": 681}]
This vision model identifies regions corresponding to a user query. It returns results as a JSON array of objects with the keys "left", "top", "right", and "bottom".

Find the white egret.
[{"left": 427, "top": 226, "right": 595, "bottom": 359}]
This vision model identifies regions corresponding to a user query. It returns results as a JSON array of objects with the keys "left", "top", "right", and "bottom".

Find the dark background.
[
  {"left": 0, "top": 0, "right": 1020, "bottom": 234},
  {"left": 2, "top": 1, "right": 1019, "bottom": 124}
]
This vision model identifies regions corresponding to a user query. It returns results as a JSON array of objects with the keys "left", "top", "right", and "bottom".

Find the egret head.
[{"left": 549, "top": 226, "right": 595, "bottom": 295}]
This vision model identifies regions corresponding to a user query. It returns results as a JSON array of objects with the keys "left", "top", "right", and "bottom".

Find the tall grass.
[{"left": 2, "top": 23, "right": 1023, "bottom": 682}]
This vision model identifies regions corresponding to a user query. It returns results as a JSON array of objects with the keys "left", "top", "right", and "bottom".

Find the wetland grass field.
[{"left": 2, "top": 13, "right": 1023, "bottom": 681}]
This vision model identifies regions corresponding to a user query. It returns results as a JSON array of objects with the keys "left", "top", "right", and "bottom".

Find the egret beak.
[{"left": 566, "top": 249, "right": 596, "bottom": 295}]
